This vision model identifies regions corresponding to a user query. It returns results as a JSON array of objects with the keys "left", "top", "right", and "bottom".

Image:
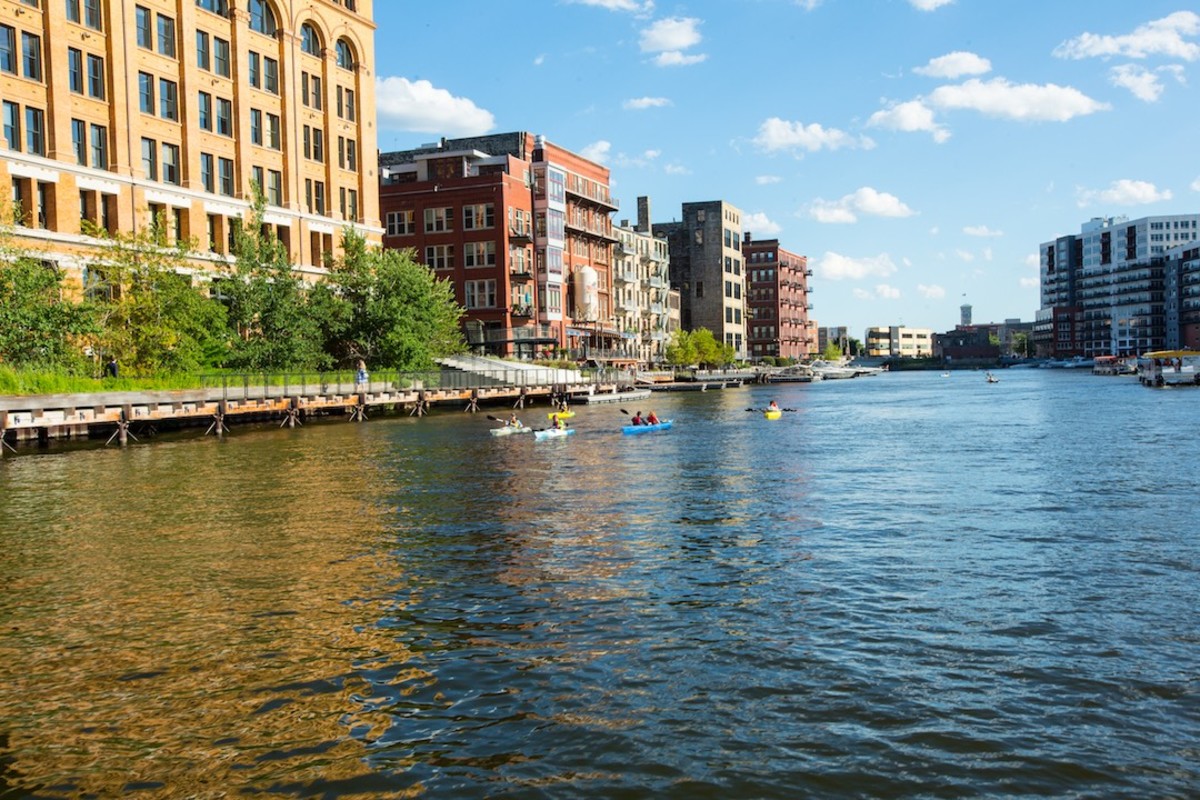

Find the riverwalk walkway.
[{"left": 0, "top": 359, "right": 757, "bottom": 453}]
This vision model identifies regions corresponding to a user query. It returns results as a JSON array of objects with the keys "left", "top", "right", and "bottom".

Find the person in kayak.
[
  {"left": 630, "top": 411, "right": 644, "bottom": 425},
  {"left": 646, "top": 411, "right": 660, "bottom": 425},
  {"left": 507, "top": 412, "right": 523, "bottom": 428}
]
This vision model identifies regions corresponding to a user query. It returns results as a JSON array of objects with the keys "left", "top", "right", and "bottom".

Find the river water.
[{"left": 1, "top": 369, "right": 1197, "bottom": 798}]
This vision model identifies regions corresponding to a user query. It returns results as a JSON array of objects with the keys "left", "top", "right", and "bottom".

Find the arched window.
[
  {"left": 344, "top": 0, "right": 357, "bottom": 10},
  {"left": 300, "top": 23, "right": 320, "bottom": 56},
  {"left": 196, "top": 0, "right": 228, "bottom": 15},
  {"left": 248, "top": 0, "right": 277, "bottom": 37},
  {"left": 335, "top": 39, "right": 355, "bottom": 70}
]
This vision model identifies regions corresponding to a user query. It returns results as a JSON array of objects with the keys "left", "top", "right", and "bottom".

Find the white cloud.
[
  {"left": 580, "top": 140, "right": 612, "bottom": 163},
  {"left": 743, "top": 212, "right": 782, "bottom": 236},
  {"left": 909, "top": 0, "right": 954, "bottom": 10},
  {"left": 875, "top": 284, "right": 902, "bottom": 299},
  {"left": 640, "top": 17, "right": 706, "bottom": 66},
  {"left": 654, "top": 51, "right": 708, "bottom": 67},
  {"left": 867, "top": 100, "right": 950, "bottom": 143},
  {"left": 533, "top": 54, "right": 546, "bottom": 66},
  {"left": 1024, "top": 253, "right": 1040, "bottom": 268},
  {"left": 928, "top": 78, "right": 1110, "bottom": 122},
  {"left": 756, "top": 175, "right": 783, "bottom": 185},
  {"left": 753, "top": 118, "right": 875, "bottom": 154},
  {"left": 1110, "top": 64, "right": 1186, "bottom": 101},
  {"left": 568, "top": 0, "right": 655, "bottom": 13},
  {"left": 664, "top": 163, "right": 691, "bottom": 175},
  {"left": 1019, "top": 276, "right": 1040, "bottom": 289},
  {"left": 918, "top": 284, "right": 946, "bottom": 298},
  {"left": 1077, "top": 179, "right": 1173, "bottom": 207},
  {"left": 623, "top": 96, "right": 672, "bottom": 110},
  {"left": 1054, "top": 11, "right": 1200, "bottom": 61},
  {"left": 1111, "top": 64, "right": 1164, "bottom": 101},
  {"left": 375, "top": 77, "right": 495, "bottom": 136},
  {"left": 795, "top": 0, "right": 821, "bottom": 10},
  {"left": 611, "top": 148, "right": 659, "bottom": 168},
  {"left": 929, "top": 226, "right": 940, "bottom": 235},
  {"left": 852, "top": 288, "right": 871, "bottom": 299},
  {"left": 913, "top": 51, "right": 992, "bottom": 78},
  {"left": 955, "top": 249, "right": 976, "bottom": 262},
  {"left": 963, "top": 224, "right": 1003, "bottom": 237},
  {"left": 816, "top": 252, "right": 899, "bottom": 281},
  {"left": 1192, "top": 176, "right": 1200, "bottom": 191},
  {"left": 809, "top": 187, "right": 916, "bottom": 223}
]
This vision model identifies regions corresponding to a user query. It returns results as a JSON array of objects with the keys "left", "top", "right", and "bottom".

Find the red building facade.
[
  {"left": 378, "top": 133, "right": 617, "bottom": 360},
  {"left": 744, "top": 233, "right": 813, "bottom": 361}
]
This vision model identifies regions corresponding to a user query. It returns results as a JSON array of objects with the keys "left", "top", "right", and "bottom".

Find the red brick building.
[
  {"left": 378, "top": 133, "right": 618, "bottom": 360},
  {"left": 744, "top": 233, "right": 813, "bottom": 361}
]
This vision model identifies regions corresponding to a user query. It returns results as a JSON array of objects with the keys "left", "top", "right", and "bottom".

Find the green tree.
[
  {"left": 664, "top": 330, "right": 697, "bottom": 366},
  {"left": 221, "top": 196, "right": 331, "bottom": 371},
  {"left": 821, "top": 342, "right": 843, "bottom": 360},
  {"left": 85, "top": 223, "right": 228, "bottom": 375},
  {"left": 0, "top": 257, "right": 98, "bottom": 371},
  {"left": 325, "top": 231, "right": 465, "bottom": 370}
]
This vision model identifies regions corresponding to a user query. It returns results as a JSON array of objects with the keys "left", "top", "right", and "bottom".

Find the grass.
[{"left": 0, "top": 366, "right": 205, "bottom": 396}]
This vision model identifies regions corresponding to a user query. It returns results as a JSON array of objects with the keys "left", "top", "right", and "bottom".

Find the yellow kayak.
[
  {"left": 547, "top": 410, "right": 575, "bottom": 419},
  {"left": 764, "top": 409, "right": 782, "bottom": 420}
]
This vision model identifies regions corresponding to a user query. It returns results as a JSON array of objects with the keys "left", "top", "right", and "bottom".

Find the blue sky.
[{"left": 372, "top": 1, "right": 1198, "bottom": 338}]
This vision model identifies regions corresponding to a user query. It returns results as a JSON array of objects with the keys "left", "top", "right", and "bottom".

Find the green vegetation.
[
  {"left": 664, "top": 328, "right": 736, "bottom": 368},
  {"left": 0, "top": 196, "right": 466, "bottom": 395}
]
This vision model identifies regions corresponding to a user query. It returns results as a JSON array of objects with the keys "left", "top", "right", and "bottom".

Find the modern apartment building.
[
  {"left": 655, "top": 200, "right": 746, "bottom": 358},
  {"left": 0, "top": 0, "right": 380, "bottom": 284},
  {"left": 612, "top": 196, "right": 676, "bottom": 365},
  {"left": 378, "top": 132, "right": 618, "bottom": 360},
  {"left": 865, "top": 326, "right": 933, "bottom": 358},
  {"left": 743, "top": 232, "right": 813, "bottom": 361},
  {"left": 1036, "top": 214, "right": 1200, "bottom": 357},
  {"left": 818, "top": 325, "right": 849, "bottom": 356}
]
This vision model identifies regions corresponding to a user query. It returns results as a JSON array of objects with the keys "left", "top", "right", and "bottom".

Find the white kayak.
[
  {"left": 534, "top": 428, "right": 575, "bottom": 441},
  {"left": 490, "top": 425, "right": 533, "bottom": 436}
]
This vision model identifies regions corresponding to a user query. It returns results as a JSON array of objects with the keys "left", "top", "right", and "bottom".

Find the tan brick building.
[{"left": 0, "top": 0, "right": 380, "bottom": 286}]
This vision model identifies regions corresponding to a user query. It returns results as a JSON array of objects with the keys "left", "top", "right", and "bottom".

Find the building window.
[
  {"left": 156, "top": 14, "right": 175, "bottom": 58},
  {"left": 247, "top": 51, "right": 259, "bottom": 88},
  {"left": 134, "top": 6, "right": 151, "bottom": 48},
  {"left": 263, "top": 57, "right": 278, "bottom": 94},
  {"left": 200, "top": 152, "right": 214, "bottom": 193},
  {"left": 464, "top": 241, "right": 496, "bottom": 268},
  {"left": 217, "top": 157, "right": 234, "bottom": 196},
  {"left": 90, "top": 123, "right": 107, "bottom": 169},
  {"left": 248, "top": 0, "right": 277, "bottom": 36},
  {"left": 266, "top": 113, "right": 280, "bottom": 149},
  {"left": 465, "top": 279, "right": 496, "bottom": 309},
  {"left": 0, "top": 26, "right": 14, "bottom": 74},
  {"left": 213, "top": 37, "right": 229, "bottom": 76},
  {"left": 22, "top": 32, "right": 42, "bottom": 81},
  {"left": 248, "top": 109, "right": 262, "bottom": 145},
  {"left": 425, "top": 245, "right": 454, "bottom": 271},
  {"left": 313, "top": 181, "right": 325, "bottom": 215},
  {"left": 2, "top": 101, "right": 19, "bottom": 150},
  {"left": 24, "top": 107, "right": 44, "bottom": 156},
  {"left": 198, "top": 91, "right": 211, "bottom": 130},
  {"left": 335, "top": 39, "right": 354, "bottom": 70},
  {"left": 141, "top": 137, "right": 157, "bottom": 180},
  {"left": 251, "top": 165, "right": 263, "bottom": 195},
  {"left": 216, "top": 97, "right": 232, "bottom": 136},
  {"left": 386, "top": 210, "right": 414, "bottom": 236},
  {"left": 464, "top": 203, "right": 495, "bottom": 230},
  {"left": 71, "top": 118, "right": 87, "bottom": 165},
  {"left": 339, "top": 187, "right": 357, "bottom": 220},
  {"left": 336, "top": 86, "right": 355, "bottom": 120},
  {"left": 300, "top": 23, "right": 320, "bottom": 55},
  {"left": 158, "top": 78, "right": 177, "bottom": 120},
  {"left": 68, "top": 48, "right": 83, "bottom": 93},
  {"left": 161, "top": 142, "right": 180, "bottom": 185},
  {"left": 196, "top": 31, "right": 210, "bottom": 70},
  {"left": 67, "top": 0, "right": 81, "bottom": 22},
  {"left": 425, "top": 207, "right": 453, "bottom": 233},
  {"left": 87, "top": 54, "right": 105, "bottom": 99},
  {"left": 266, "top": 169, "right": 281, "bottom": 205},
  {"left": 138, "top": 72, "right": 153, "bottom": 113},
  {"left": 196, "top": 0, "right": 228, "bottom": 15}
]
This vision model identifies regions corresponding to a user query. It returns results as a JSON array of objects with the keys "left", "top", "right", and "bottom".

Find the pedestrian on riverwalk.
[
  {"left": 355, "top": 359, "right": 369, "bottom": 392},
  {"left": 105, "top": 356, "right": 119, "bottom": 379}
]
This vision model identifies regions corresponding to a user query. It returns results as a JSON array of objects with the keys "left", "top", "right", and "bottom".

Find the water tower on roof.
[{"left": 960, "top": 303, "right": 972, "bottom": 327}]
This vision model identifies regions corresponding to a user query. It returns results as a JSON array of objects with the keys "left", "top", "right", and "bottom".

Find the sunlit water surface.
[{"left": 1, "top": 369, "right": 1198, "bottom": 798}]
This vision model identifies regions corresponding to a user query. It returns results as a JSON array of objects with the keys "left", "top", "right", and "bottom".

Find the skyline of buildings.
[{"left": 3, "top": 1, "right": 1200, "bottom": 364}]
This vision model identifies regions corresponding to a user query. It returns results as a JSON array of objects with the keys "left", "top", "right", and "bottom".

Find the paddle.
[{"left": 747, "top": 407, "right": 799, "bottom": 413}]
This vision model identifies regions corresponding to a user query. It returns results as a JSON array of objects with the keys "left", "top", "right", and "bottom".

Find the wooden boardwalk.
[{"left": 0, "top": 372, "right": 622, "bottom": 452}]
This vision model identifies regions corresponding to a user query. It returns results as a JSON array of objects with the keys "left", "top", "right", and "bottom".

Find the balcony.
[
  {"left": 510, "top": 267, "right": 533, "bottom": 282},
  {"left": 509, "top": 226, "right": 533, "bottom": 245},
  {"left": 511, "top": 304, "right": 535, "bottom": 318},
  {"left": 565, "top": 183, "right": 619, "bottom": 211},
  {"left": 646, "top": 275, "right": 668, "bottom": 290},
  {"left": 612, "top": 266, "right": 637, "bottom": 284}
]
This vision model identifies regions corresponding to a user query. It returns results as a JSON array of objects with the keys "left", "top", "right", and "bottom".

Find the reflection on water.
[{"left": 1, "top": 372, "right": 1198, "bottom": 797}]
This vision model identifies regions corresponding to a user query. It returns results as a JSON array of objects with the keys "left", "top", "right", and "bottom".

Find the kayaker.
[
  {"left": 631, "top": 411, "right": 644, "bottom": 425},
  {"left": 507, "top": 412, "right": 522, "bottom": 428},
  {"left": 646, "top": 411, "right": 660, "bottom": 425},
  {"left": 552, "top": 414, "right": 566, "bottom": 430},
  {"left": 768, "top": 400, "right": 779, "bottom": 411}
]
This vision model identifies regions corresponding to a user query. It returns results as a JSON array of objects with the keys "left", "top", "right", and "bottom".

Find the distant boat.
[
  {"left": 941, "top": 372, "right": 951, "bottom": 378},
  {"left": 985, "top": 372, "right": 1000, "bottom": 384}
]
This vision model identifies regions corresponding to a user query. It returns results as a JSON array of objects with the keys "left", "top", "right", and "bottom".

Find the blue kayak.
[
  {"left": 534, "top": 427, "right": 575, "bottom": 441},
  {"left": 622, "top": 419, "right": 673, "bottom": 435}
]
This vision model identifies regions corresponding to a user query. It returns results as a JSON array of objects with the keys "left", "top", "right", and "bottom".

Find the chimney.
[{"left": 637, "top": 196, "right": 651, "bottom": 233}]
